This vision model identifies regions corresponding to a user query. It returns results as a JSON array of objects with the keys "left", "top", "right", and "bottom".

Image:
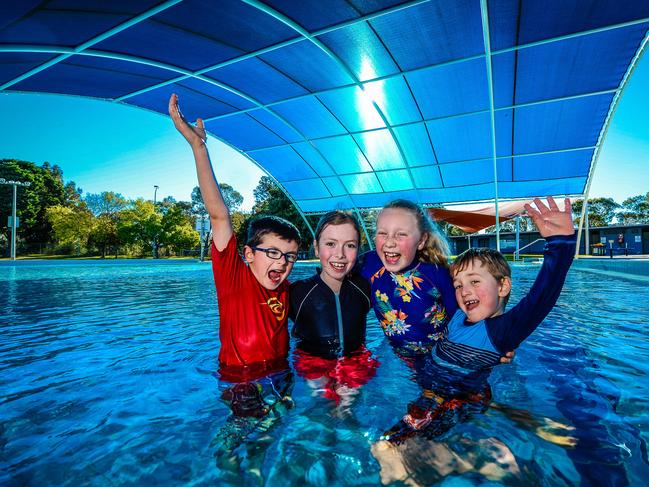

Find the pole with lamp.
[
  {"left": 152, "top": 185, "right": 159, "bottom": 259},
  {"left": 1, "top": 178, "right": 31, "bottom": 261}
]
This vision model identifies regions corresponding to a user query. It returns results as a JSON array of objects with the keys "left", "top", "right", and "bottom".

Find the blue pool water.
[{"left": 1, "top": 259, "right": 648, "bottom": 485}]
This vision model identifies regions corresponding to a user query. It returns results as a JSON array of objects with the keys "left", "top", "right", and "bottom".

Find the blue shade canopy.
[{"left": 1, "top": 0, "right": 648, "bottom": 217}]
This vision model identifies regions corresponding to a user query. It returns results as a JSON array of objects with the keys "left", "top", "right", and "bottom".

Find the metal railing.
[{"left": 514, "top": 238, "right": 545, "bottom": 261}]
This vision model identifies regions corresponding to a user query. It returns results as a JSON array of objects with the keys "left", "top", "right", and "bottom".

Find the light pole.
[
  {"left": 1, "top": 178, "right": 31, "bottom": 261},
  {"left": 152, "top": 185, "right": 159, "bottom": 259}
]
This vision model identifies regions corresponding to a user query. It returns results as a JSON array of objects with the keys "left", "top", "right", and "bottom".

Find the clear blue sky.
[
  {"left": 1, "top": 51, "right": 647, "bottom": 210},
  {"left": 0, "top": 92, "right": 265, "bottom": 210}
]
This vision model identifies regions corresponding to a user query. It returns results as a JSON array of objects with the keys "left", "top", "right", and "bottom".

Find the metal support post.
[
  {"left": 152, "top": 185, "right": 159, "bottom": 259},
  {"left": 1, "top": 178, "right": 31, "bottom": 261},
  {"left": 11, "top": 183, "right": 17, "bottom": 260},
  {"left": 515, "top": 215, "right": 520, "bottom": 261},
  {"left": 585, "top": 210, "right": 590, "bottom": 255}
]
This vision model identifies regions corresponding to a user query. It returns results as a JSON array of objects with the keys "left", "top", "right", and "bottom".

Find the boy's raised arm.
[
  {"left": 489, "top": 196, "right": 576, "bottom": 352},
  {"left": 168, "top": 93, "right": 233, "bottom": 251}
]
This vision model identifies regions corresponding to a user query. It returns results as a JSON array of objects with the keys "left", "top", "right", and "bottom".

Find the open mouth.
[
  {"left": 329, "top": 262, "right": 347, "bottom": 272},
  {"left": 464, "top": 299, "right": 479, "bottom": 311},
  {"left": 383, "top": 252, "right": 400, "bottom": 265},
  {"left": 268, "top": 270, "right": 282, "bottom": 285}
]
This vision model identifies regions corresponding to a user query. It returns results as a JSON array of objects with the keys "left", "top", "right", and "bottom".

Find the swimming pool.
[{"left": 1, "top": 259, "right": 647, "bottom": 485}]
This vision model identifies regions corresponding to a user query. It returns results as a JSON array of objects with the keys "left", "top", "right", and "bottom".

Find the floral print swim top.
[{"left": 360, "top": 251, "right": 457, "bottom": 354}]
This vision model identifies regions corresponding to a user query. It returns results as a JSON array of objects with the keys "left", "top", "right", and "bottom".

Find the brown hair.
[
  {"left": 246, "top": 215, "right": 301, "bottom": 247},
  {"left": 314, "top": 210, "right": 361, "bottom": 245},
  {"left": 451, "top": 248, "right": 512, "bottom": 303},
  {"left": 380, "top": 199, "right": 450, "bottom": 268}
]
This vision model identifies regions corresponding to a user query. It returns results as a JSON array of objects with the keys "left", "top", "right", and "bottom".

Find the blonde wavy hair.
[{"left": 380, "top": 199, "right": 450, "bottom": 268}]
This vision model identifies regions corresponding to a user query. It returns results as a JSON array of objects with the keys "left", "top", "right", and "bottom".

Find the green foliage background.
[{"left": 2, "top": 158, "right": 648, "bottom": 258}]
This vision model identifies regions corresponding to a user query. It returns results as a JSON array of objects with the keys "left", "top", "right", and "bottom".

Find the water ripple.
[{"left": 1, "top": 262, "right": 647, "bottom": 485}]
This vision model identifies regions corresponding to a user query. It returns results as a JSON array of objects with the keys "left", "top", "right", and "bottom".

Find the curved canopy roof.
[{"left": 2, "top": 0, "right": 648, "bottom": 216}]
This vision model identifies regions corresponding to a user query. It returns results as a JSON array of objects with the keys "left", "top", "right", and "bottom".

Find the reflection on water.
[{"left": 1, "top": 261, "right": 648, "bottom": 485}]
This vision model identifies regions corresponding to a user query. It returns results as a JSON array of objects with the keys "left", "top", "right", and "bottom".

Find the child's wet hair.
[
  {"left": 246, "top": 215, "right": 301, "bottom": 247},
  {"left": 314, "top": 210, "right": 361, "bottom": 244},
  {"left": 451, "top": 248, "right": 512, "bottom": 304},
  {"left": 381, "top": 200, "right": 450, "bottom": 268}
]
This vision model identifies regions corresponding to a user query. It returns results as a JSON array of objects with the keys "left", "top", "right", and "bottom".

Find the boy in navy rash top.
[
  {"left": 437, "top": 233, "right": 575, "bottom": 367},
  {"left": 377, "top": 196, "right": 576, "bottom": 444},
  {"left": 442, "top": 196, "right": 575, "bottom": 371}
]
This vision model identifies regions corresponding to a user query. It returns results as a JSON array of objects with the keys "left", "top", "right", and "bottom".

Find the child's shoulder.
[
  {"left": 358, "top": 250, "right": 382, "bottom": 275},
  {"left": 347, "top": 270, "right": 371, "bottom": 294},
  {"left": 360, "top": 249, "right": 380, "bottom": 262}
]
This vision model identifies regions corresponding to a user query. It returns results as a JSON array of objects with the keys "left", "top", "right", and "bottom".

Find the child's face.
[
  {"left": 244, "top": 233, "right": 298, "bottom": 291},
  {"left": 452, "top": 259, "right": 511, "bottom": 323},
  {"left": 315, "top": 222, "right": 359, "bottom": 288},
  {"left": 375, "top": 208, "right": 427, "bottom": 273}
]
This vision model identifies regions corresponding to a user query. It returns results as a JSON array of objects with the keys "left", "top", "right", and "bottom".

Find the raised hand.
[
  {"left": 524, "top": 197, "right": 574, "bottom": 238},
  {"left": 167, "top": 93, "right": 233, "bottom": 247},
  {"left": 168, "top": 93, "right": 206, "bottom": 148}
]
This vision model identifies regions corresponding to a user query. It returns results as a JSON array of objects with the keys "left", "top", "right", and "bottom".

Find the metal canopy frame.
[
  {"left": 574, "top": 30, "right": 649, "bottom": 257},
  {"left": 1, "top": 0, "right": 648, "bottom": 248},
  {"left": 480, "top": 0, "right": 500, "bottom": 251}
]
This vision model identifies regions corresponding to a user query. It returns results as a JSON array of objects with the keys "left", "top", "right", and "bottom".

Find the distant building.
[{"left": 448, "top": 223, "right": 649, "bottom": 256}]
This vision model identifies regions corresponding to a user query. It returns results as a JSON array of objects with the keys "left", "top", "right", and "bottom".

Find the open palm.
[
  {"left": 525, "top": 197, "right": 574, "bottom": 237},
  {"left": 168, "top": 93, "right": 206, "bottom": 147}
]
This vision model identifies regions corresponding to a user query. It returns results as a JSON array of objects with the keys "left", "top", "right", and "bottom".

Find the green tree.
[
  {"left": 220, "top": 183, "right": 243, "bottom": 213},
  {"left": 84, "top": 192, "right": 128, "bottom": 258},
  {"left": 572, "top": 198, "right": 620, "bottom": 227},
  {"left": 619, "top": 192, "right": 649, "bottom": 224},
  {"left": 192, "top": 184, "right": 242, "bottom": 215},
  {"left": 64, "top": 181, "right": 83, "bottom": 205},
  {"left": 90, "top": 214, "right": 120, "bottom": 258},
  {"left": 46, "top": 204, "right": 93, "bottom": 254},
  {"left": 252, "top": 176, "right": 277, "bottom": 214},
  {"left": 444, "top": 224, "right": 470, "bottom": 236},
  {"left": 483, "top": 216, "right": 533, "bottom": 235},
  {"left": 230, "top": 210, "right": 247, "bottom": 242},
  {"left": 117, "top": 199, "right": 162, "bottom": 256},
  {"left": 191, "top": 186, "right": 207, "bottom": 217},
  {"left": 159, "top": 203, "right": 199, "bottom": 255},
  {"left": 190, "top": 186, "right": 212, "bottom": 252},
  {"left": 85, "top": 192, "right": 127, "bottom": 216},
  {"left": 1, "top": 159, "right": 69, "bottom": 245},
  {"left": 174, "top": 200, "right": 193, "bottom": 219}
]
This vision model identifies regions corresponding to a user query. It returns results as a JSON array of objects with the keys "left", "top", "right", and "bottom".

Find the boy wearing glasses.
[
  {"left": 170, "top": 95, "right": 300, "bottom": 481},
  {"left": 169, "top": 93, "right": 299, "bottom": 385}
]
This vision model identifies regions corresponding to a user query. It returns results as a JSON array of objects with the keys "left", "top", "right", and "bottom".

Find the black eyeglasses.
[{"left": 252, "top": 246, "right": 298, "bottom": 263}]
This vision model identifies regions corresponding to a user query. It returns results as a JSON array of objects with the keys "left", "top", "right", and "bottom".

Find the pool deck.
[{"left": 573, "top": 255, "right": 649, "bottom": 280}]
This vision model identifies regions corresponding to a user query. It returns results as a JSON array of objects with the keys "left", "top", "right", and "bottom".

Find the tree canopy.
[
  {"left": 619, "top": 192, "right": 649, "bottom": 225},
  {"left": 572, "top": 198, "right": 620, "bottom": 227},
  {"left": 1, "top": 160, "right": 200, "bottom": 258},
  {"left": 84, "top": 192, "right": 127, "bottom": 216},
  {"left": 250, "top": 175, "right": 316, "bottom": 250},
  {"left": 1, "top": 159, "right": 78, "bottom": 244}
]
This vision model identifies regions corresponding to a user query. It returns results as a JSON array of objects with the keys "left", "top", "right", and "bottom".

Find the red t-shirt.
[{"left": 211, "top": 235, "right": 290, "bottom": 380}]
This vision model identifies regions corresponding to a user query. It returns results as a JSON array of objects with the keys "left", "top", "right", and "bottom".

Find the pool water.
[{"left": 1, "top": 260, "right": 648, "bottom": 485}]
